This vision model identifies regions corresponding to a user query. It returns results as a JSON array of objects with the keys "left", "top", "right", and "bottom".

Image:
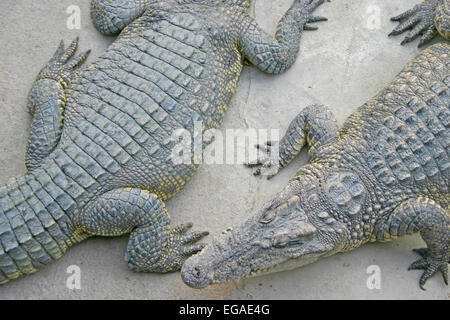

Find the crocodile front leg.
[
  {"left": 25, "top": 38, "right": 90, "bottom": 171},
  {"left": 389, "top": 0, "right": 450, "bottom": 47},
  {"left": 246, "top": 104, "right": 338, "bottom": 178},
  {"left": 76, "top": 188, "right": 208, "bottom": 272},
  {"left": 239, "top": 0, "right": 327, "bottom": 75},
  {"left": 90, "top": 0, "right": 149, "bottom": 35},
  {"left": 374, "top": 197, "right": 449, "bottom": 290}
]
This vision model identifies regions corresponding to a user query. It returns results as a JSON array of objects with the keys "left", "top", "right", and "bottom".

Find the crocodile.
[
  {"left": 0, "top": 0, "right": 328, "bottom": 284},
  {"left": 181, "top": 41, "right": 450, "bottom": 290},
  {"left": 389, "top": 0, "right": 450, "bottom": 46}
]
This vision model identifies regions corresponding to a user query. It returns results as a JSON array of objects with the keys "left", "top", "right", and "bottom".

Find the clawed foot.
[
  {"left": 245, "top": 141, "right": 281, "bottom": 180},
  {"left": 389, "top": 0, "right": 439, "bottom": 47},
  {"left": 172, "top": 223, "right": 209, "bottom": 256},
  {"left": 37, "top": 37, "right": 90, "bottom": 87},
  {"left": 126, "top": 223, "right": 209, "bottom": 273},
  {"left": 408, "top": 248, "right": 448, "bottom": 290},
  {"left": 297, "top": 0, "right": 328, "bottom": 31}
]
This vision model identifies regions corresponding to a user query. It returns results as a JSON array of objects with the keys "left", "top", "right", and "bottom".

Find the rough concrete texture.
[{"left": 0, "top": 0, "right": 448, "bottom": 299}]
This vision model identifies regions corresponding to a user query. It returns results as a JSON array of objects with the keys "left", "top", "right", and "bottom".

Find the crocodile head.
[{"left": 182, "top": 167, "right": 353, "bottom": 288}]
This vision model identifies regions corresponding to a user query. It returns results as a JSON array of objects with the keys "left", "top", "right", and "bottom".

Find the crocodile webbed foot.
[
  {"left": 25, "top": 38, "right": 91, "bottom": 171},
  {"left": 126, "top": 222, "right": 209, "bottom": 273},
  {"left": 245, "top": 105, "right": 339, "bottom": 180},
  {"left": 36, "top": 38, "right": 91, "bottom": 88},
  {"left": 239, "top": 0, "right": 327, "bottom": 75},
  {"left": 408, "top": 248, "right": 449, "bottom": 290},
  {"left": 245, "top": 141, "right": 281, "bottom": 180},
  {"left": 389, "top": 0, "right": 439, "bottom": 47},
  {"left": 78, "top": 188, "right": 209, "bottom": 273},
  {"left": 297, "top": 0, "right": 328, "bottom": 31}
]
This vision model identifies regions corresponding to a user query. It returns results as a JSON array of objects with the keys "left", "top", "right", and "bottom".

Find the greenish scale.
[{"left": 0, "top": 0, "right": 328, "bottom": 283}]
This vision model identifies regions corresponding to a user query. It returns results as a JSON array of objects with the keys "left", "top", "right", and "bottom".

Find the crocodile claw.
[
  {"left": 169, "top": 224, "right": 209, "bottom": 266},
  {"left": 126, "top": 222, "right": 209, "bottom": 273},
  {"left": 389, "top": 0, "right": 439, "bottom": 47},
  {"left": 408, "top": 248, "right": 449, "bottom": 290},
  {"left": 296, "top": 0, "right": 327, "bottom": 32},
  {"left": 245, "top": 141, "right": 280, "bottom": 179},
  {"left": 38, "top": 38, "right": 91, "bottom": 87}
]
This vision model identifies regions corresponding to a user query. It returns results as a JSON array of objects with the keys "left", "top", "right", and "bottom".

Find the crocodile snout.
[{"left": 181, "top": 257, "right": 212, "bottom": 289}]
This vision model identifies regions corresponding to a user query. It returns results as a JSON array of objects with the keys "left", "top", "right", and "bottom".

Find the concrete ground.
[{"left": 0, "top": 0, "right": 448, "bottom": 299}]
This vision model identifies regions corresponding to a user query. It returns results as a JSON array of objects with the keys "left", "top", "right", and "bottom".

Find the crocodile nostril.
[{"left": 181, "top": 258, "right": 211, "bottom": 289}]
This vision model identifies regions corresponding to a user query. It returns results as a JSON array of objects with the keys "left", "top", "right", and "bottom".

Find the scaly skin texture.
[
  {"left": 181, "top": 42, "right": 450, "bottom": 291},
  {"left": 0, "top": 0, "right": 327, "bottom": 284},
  {"left": 389, "top": 0, "right": 450, "bottom": 46}
]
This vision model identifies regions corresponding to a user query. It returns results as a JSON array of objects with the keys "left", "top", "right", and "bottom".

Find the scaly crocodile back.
[
  {"left": 60, "top": 3, "right": 246, "bottom": 200},
  {"left": 340, "top": 43, "right": 448, "bottom": 201},
  {"left": 316, "top": 43, "right": 449, "bottom": 246}
]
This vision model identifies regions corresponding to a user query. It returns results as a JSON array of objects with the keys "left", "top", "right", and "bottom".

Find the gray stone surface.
[{"left": 0, "top": 0, "right": 447, "bottom": 299}]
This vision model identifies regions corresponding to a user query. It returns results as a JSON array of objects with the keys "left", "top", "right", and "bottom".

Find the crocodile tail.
[{"left": 0, "top": 165, "right": 82, "bottom": 284}]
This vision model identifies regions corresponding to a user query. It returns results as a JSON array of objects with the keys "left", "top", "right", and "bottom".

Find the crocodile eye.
[{"left": 260, "top": 210, "right": 276, "bottom": 224}]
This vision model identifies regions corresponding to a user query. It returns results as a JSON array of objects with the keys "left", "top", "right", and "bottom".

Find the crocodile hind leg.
[
  {"left": 246, "top": 104, "right": 338, "bottom": 179},
  {"left": 389, "top": 0, "right": 450, "bottom": 47},
  {"left": 76, "top": 188, "right": 208, "bottom": 272},
  {"left": 239, "top": 0, "right": 327, "bottom": 74},
  {"left": 90, "top": 0, "right": 149, "bottom": 35},
  {"left": 25, "top": 38, "right": 90, "bottom": 171},
  {"left": 374, "top": 197, "right": 449, "bottom": 290}
]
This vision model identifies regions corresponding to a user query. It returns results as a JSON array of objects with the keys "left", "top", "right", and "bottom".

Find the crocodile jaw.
[
  {"left": 181, "top": 199, "right": 341, "bottom": 288},
  {"left": 181, "top": 221, "right": 329, "bottom": 288}
]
